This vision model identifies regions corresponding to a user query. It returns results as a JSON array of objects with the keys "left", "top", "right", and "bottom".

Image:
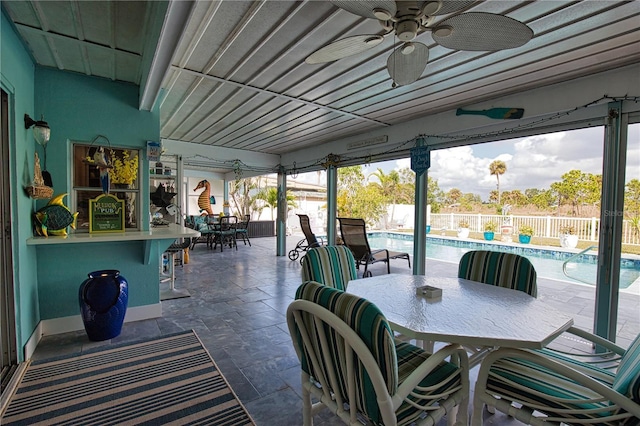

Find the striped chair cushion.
[
  {"left": 487, "top": 350, "right": 629, "bottom": 424},
  {"left": 613, "top": 333, "right": 640, "bottom": 403},
  {"left": 301, "top": 245, "right": 357, "bottom": 291},
  {"left": 394, "top": 342, "right": 461, "bottom": 425},
  {"left": 458, "top": 250, "right": 537, "bottom": 296},
  {"left": 294, "top": 281, "right": 397, "bottom": 424}
]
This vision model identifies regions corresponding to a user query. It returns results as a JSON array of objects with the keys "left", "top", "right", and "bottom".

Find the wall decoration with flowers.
[{"left": 73, "top": 138, "right": 141, "bottom": 231}]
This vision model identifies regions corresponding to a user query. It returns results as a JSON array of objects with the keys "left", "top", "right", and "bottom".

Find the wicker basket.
[{"left": 26, "top": 185, "right": 54, "bottom": 200}]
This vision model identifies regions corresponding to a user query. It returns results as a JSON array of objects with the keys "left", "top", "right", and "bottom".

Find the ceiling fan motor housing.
[{"left": 396, "top": 19, "right": 418, "bottom": 41}]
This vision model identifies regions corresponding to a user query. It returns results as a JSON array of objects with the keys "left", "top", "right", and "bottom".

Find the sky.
[{"left": 295, "top": 124, "right": 640, "bottom": 201}]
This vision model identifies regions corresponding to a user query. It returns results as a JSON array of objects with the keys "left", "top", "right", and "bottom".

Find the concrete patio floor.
[{"left": 32, "top": 234, "right": 640, "bottom": 425}]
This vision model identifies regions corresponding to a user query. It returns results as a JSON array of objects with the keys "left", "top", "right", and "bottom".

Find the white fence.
[{"left": 428, "top": 213, "right": 640, "bottom": 246}]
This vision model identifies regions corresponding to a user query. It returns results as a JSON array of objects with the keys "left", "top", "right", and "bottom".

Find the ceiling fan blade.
[
  {"left": 387, "top": 42, "right": 429, "bottom": 86},
  {"left": 432, "top": 12, "right": 533, "bottom": 51},
  {"left": 306, "top": 34, "right": 384, "bottom": 64},
  {"left": 330, "top": 0, "right": 396, "bottom": 20},
  {"left": 418, "top": 1, "right": 475, "bottom": 16}
]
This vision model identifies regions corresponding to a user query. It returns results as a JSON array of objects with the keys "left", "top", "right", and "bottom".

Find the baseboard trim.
[{"left": 23, "top": 304, "right": 162, "bottom": 360}]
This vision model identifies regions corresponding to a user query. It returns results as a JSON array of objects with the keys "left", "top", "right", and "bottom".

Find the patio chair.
[
  {"left": 235, "top": 214, "right": 251, "bottom": 246},
  {"left": 300, "top": 245, "right": 357, "bottom": 291},
  {"left": 337, "top": 217, "right": 410, "bottom": 277},
  {"left": 472, "top": 329, "right": 640, "bottom": 425},
  {"left": 211, "top": 215, "right": 237, "bottom": 252},
  {"left": 288, "top": 214, "right": 325, "bottom": 262},
  {"left": 457, "top": 250, "right": 537, "bottom": 297},
  {"left": 185, "top": 215, "right": 217, "bottom": 250},
  {"left": 287, "top": 281, "right": 469, "bottom": 426}
]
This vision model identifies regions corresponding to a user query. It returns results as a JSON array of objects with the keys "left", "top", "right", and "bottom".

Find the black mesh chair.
[
  {"left": 288, "top": 214, "right": 324, "bottom": 262},
  {"left": 337, "top": 217, "right": 410, "bottom": 277}
]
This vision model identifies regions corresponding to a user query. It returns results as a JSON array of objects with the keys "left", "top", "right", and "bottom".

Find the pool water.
[{"left": 367, "top": 234, "right": 640, "bottom": 289}]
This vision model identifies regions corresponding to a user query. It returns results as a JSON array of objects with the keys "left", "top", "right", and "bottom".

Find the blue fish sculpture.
[{"left": 34, "top": 193, "right": 78, "bottom": 237}]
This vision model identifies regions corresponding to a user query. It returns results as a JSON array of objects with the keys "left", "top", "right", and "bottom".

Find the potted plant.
[
  {"left": 457, "top": 220, "right": 470, "bottom": 238},
  {"left": 559, "top": 225, "right": 578, "bottom": 248},
  {"left": 518, "top": 225, "right": 534, "bottom": 244},
  {"left": 483, "top": 221, "right": 497, "bottom": 241}
]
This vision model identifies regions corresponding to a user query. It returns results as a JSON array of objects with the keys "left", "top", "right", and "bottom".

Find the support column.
[
  {"left": 326, "top": 165, "right": 338, "bottom": 245},
  {"left": 595, "top": 102, "right": 627, "bottom": 342},
  {"left": 276, "top": 169, "right": 287, "bottom": 256},
  {"left": 411, "top": 138, "right": 430, "bottom": 275}
]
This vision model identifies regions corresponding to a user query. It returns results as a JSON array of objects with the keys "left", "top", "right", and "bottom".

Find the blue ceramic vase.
[{"left": 79, "top": 270, "right": 128, "bottom": 341}]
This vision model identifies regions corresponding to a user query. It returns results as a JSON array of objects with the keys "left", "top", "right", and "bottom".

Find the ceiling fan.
[{"left": 306, "top": 1, "right": 533, "bottom": 86}]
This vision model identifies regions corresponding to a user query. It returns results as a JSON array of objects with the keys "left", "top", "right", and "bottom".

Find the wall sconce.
[
  {"left": 24, "top": 114, "right": 51, "bottom": 146},
  {"left": 24, "top": 114, "right": 53, "bottom": 186}
]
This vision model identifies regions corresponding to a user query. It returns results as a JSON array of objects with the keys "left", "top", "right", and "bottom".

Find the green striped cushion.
[
  {"left": 301, "top": 246, "right": 357, "bottom": 291},
  {"left": 458, "top": 250, "right": 537, "bottom": 296},
  {"left": 487, "top": 350, "right": 630, "bottom": 424},
  {"left": 613, "top": 333, "right": 640, "bottom": 403},
  {"left": 395, "top": 342, "right": 462, "bottom": 425},
  {"left": 294, "top": 281, "right": 396, "bottom": 424}
]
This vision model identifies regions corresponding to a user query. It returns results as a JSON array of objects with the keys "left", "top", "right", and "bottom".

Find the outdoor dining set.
[
  {"left": 185, "top": 214, "right": 251, "bottom": 252},
  {"left": 286, "top": 214, "right": 640, "bottom": 425}
]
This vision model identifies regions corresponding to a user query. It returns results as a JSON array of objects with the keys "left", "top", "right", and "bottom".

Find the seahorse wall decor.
[{"left": 193, "top": 180, "right": 213, "bottom": 216}]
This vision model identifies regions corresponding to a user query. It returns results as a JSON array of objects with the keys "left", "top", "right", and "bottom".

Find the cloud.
[{"left": 293, "top": 124, "right": 639, "bottom": 201}]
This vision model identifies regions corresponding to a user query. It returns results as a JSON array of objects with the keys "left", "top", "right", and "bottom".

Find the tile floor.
[{"left": 32, "top": 235, "right": 640, "bottom": 425}]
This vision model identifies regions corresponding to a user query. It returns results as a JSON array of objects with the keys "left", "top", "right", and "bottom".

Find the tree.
[
  {"left": 369, "top": 168, "right": 401, "bottom": 228},
  {"left": 489, "top": 160, "right": 507, "bottom": 205},
  {"left": 257, "top": 187, "right": 297, "bottom": 220},
  {"left": 625, "top": 179, "right": 640, "bottom": 216},
  {"left": 337, "top": 166, "right": 385, "bottom": 225},
  {"left": 427, "top": 177, "right": 444, "bottom": 213},
  {"left": 525, "top": 188, "right": 555, "bottom": 210},
  {"left": 625, "top": 179, "right": 640, "bottom": 238},
  {"left": 229, "top": 177, "right": 264, "bottom": 218},
  {"left": 550, "top": 169, "right": 601, "bottom": 216},
  {"left": 446, "top": 188, "right": 462, "bottom": 206}
]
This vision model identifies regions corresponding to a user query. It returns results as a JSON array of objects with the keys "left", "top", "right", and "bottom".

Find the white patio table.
[{"left": 347, "top": 274, "right": 574, "bottom": 366}]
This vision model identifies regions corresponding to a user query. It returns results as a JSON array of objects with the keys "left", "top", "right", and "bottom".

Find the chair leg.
[{"left": 301, "top": 376, "right": 313, "bottom": 426}]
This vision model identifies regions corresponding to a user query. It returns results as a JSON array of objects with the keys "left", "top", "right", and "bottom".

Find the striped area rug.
[{"left": 1, "top": 331, "right": 255, "bottom": 425}]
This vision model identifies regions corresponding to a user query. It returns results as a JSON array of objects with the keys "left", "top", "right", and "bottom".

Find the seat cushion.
[
  {"left": 613, "top": 333, "right": 640, "bottom": 403},
  {"left": 301, "top": 246, "right": 357, "bottom": 291},
  {"left": 394, "top": 341, "right": 461, "bottom": 426},
  {"left": 486, "top": 350, "right": 624, "bottom": 424}
]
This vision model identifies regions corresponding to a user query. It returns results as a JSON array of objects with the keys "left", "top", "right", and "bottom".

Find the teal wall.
[
  {"left": 2, "top": 11, "right": 167, "bottom": 354},
  {"left": 1, "top": 10, "right": 39, "bottom": 362},
  {"left": 33, "top": 69, "right": 164, "bottom": 319}
]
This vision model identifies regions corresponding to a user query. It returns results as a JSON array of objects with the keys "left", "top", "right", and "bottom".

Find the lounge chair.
[
  {"left": 288, "top": 214, "right": 324, "bottom": 262},
  {"left": 337, "top": 217, "right": 410, "bottom": 277}
]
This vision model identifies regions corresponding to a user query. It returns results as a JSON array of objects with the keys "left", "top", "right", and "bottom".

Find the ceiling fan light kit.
[{"left": 308, "top": 1, "right": 534, "bottom": 86}]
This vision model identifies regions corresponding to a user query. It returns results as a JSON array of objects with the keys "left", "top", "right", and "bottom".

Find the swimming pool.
[{"left": 367, "top": 233, "right": 640, "bottom": 289}]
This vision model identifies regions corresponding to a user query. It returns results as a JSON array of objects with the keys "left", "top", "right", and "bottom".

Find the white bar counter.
[
  {"left": 27, "top": 224, "right": 200, "bottom": 264},
  {"left": 27, "top": 223, "right": 199, "bottom": 245}
]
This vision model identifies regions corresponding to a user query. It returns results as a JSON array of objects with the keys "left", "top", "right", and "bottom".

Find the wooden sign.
[
  {"left": 410, "top": 146, "right": 431, "bottom": 176},
  {"left": 89, "top": 194, "right": 125, "bottom": 233}
]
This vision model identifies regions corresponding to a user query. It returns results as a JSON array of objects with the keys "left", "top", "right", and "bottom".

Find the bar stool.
[{"left": 160, "top": 238, "right": 191, "bottom": 300}]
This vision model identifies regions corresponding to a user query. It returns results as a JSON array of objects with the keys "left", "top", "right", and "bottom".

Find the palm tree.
[
  {"left": 369, "top": 168, "right": 401, "bottom": 228},
  {"left": 489, "top": 160, "right": 507, "bottom": 205},
  {"left": 258, "top": 187, "right": 297, "bottom": 220}
]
